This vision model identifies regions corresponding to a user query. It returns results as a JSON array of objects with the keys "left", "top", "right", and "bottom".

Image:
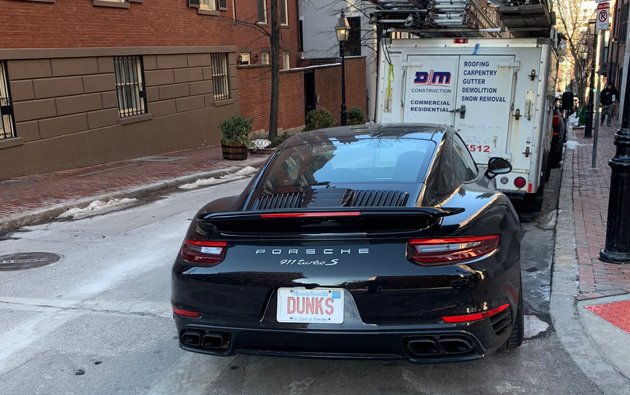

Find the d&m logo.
[{"left": 414, "top": 70, "right": 451, "bottom": 85}]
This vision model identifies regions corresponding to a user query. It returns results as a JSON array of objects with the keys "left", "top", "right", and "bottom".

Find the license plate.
[{"left": 276, "top": 288, "right": 344, "bottom": 324}]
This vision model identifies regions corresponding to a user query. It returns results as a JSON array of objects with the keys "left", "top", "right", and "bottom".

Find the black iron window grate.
[
  {"left": 0, "top": 61, "right": 16, "bottom": 140},
  {"left": 211, "top": 53, "right": 230, "bottom": 102},
  {"left": 114, "top": 55, "right": 147, "bottom": 118}
]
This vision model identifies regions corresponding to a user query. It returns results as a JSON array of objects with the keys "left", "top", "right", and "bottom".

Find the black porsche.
[{"left": 171, "top": 124, "right": 523, "bottom": 363}]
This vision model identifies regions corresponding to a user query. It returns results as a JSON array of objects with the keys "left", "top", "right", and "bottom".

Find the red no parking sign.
[{"left": 596, "top": 2, "right": 610, "bottom": 31}]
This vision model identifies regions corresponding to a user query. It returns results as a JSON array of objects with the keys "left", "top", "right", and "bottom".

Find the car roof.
[{"left": 279, "top": 124, "right": 448, "bottom": 149}]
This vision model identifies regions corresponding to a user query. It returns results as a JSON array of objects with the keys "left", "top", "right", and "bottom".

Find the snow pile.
[
  {"left": 178, "top": 177, "right": 222, "bottom": 190},
  {"left": 524, "top": 315, "right": 549, "bottom": 338},
  {"left": 235, "top": 166, "right": 257, "bottom": 176},
  {"left": 179, "top": 167, "right": 257, "bottom": 190},
  {"left": 58, "top": 198, "right": 138, "bottom": 219},
  {"left": 565, "top": 140, "right": 582, "bottom": 150}
]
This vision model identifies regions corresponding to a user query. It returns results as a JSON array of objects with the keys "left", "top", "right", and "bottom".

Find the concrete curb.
[
  {"left": 550, "top": 129, "right": 630, "bottom": 393},
  {"left": 0, "top": 158, "right": 268, "bottom": 234}
]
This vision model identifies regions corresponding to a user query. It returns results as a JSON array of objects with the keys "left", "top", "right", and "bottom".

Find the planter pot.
[{"left": 221, "top": 142, "right": 249, "bottom": 160}]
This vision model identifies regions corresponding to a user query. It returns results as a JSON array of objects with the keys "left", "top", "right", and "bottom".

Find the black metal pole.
[
  {"left": 585, "top": 27, "right": 597, "bottom": 138},
  {"left": 622, "top": 65, "right": 630, "bottom": 128},
  {"left": 340, "top": 41, "right": 347, "bottom": 126},
  {"left": 600, "top": 129, "right": 630, "bottom": 263}
]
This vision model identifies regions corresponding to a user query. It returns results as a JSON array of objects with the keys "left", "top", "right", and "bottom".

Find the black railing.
[
  {"left": 114, "top": 55, "right": 147, "bottom": 118},
  {"left": 211, "top": 53, "right": 230, "bottom": 101},
  {"left": 0, "top": 61, "right": 16, "bottom": 140}
]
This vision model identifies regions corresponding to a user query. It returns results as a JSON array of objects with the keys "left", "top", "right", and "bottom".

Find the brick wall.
[
  {"left": 0, "top": 49, "right": 240, "bottom": 179},
  {"left": 238, "top": 66, "right": 304, "bottom": 133},
  {"left": 1, "top": 0, "right": 299, "bottom": 68},
  {"left": 238, "top": 57, "right": 367, "bottom": 134},
  {"left": 314, "top": 57, "right": 368, "bottom": 125}
]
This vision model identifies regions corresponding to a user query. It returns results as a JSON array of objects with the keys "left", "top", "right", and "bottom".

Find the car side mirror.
[{"left": 485, "top": 157, "right": 512, "bottom": 179}]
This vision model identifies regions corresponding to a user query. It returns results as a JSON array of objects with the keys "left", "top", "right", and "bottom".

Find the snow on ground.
[
  {"left": 58, "top": 198, "right": 138, "bottom": 219},
  {"left": 179, "top": 167, "right": 257, "bottom": 190},
  {"left": 524, "top": 315, "right": 549, "bottom": 338},
  {"left": 178, "top": 177, "right": 223, "bottom": 190},
  {"left": 565, "top": 140, "right": 582, "bottom": 150},
  {"left": 234, "top": 166, "right": 257, "bottom": 176}
]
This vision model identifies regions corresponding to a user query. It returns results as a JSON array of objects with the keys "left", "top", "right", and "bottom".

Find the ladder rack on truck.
[{"left": 366, "top": 0, "right": 555, "bottom": 38}]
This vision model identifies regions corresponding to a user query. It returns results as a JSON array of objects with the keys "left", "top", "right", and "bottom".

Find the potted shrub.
[{"left": 220, "top": 115, "right": 252, "bottom": 160}]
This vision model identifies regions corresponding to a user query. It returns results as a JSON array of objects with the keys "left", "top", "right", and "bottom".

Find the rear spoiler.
[{"left": 198, "top": 207, "right": 464, "bottom": 227}]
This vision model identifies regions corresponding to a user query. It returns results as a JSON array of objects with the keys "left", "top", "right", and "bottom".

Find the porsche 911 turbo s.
[{"left": 171, "top": 124, "right": 522, "bottom": 363}]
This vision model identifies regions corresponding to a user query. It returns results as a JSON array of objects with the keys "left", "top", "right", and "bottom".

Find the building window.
[
  {"left": 238, "top": 53, "right": 251, "bottom": 65},
  {"left": 0, "top": 62, "right": 16, "bottom": 140},
  {"left": 257, "top": 0, "right": 267, "bottom": 24},
  {"left": 345, "top": 17, "right": 362, "bottom": 56},
  {"left": 280, "top": 0, "right": 288, "bottom": 25},
  {"left": 218, "top": 0, "right": 227, "bottom": 10},
  {"left": 211, "top": 53, "right": 230, "bottom": 101},
  {"left": 261, "top": 52, "right": 270, "bottom": 65},
  {"left": 283, "top": 51, "right": 291, "bottom": 70},
  {"left": 93, "top": 0, "right": 130, "bottom": 8},
  {"left": 113, "top": 56, "right": 147, "bottom": 118},
  {"left": 199, "top": 0, "right": 216, "bottom": 11},
  {"left": 621, "top": 3, "right": 629, "bottom": 44}
]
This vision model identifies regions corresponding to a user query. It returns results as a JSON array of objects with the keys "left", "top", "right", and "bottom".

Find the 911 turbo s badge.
[{"left": 255, "top": 248, "right": 369, "bottom": 266}]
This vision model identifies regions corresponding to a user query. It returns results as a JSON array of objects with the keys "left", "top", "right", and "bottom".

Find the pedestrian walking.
[{"left": 600, "top": 82, "right": 618, "bottom": 127}]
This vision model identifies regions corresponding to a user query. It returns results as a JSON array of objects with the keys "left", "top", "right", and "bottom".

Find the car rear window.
[{"left": 260, "top": 137, "right": 435, "bottom": 193}]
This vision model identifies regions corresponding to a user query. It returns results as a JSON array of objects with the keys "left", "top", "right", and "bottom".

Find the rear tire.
[{"left": 506, "top": 285, "right": 524, "bottom": 350}]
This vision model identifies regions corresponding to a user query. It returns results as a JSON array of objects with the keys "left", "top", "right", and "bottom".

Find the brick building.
[{"left": 0, "top": 0, "right": 366, "bottom": 180}]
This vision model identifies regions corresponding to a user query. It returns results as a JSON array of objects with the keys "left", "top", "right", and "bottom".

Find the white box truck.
[{"left": 376, "top": 37, "right": 558, "bottom": 208}]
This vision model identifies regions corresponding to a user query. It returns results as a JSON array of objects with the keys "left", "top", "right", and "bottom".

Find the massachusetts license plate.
[{"left": 276, "top": 288, "right": 344, "bottom": 324}]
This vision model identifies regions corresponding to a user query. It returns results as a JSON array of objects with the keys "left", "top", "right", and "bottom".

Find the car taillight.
[
  {"left": 408, "top": 235, "right": 500, "bottom": 265},
  {"left": 442, "top": 303, "right": 510, "bottom": 323},
  {"left": 172, "top": 305, "right": 201, "bottom": 318},
  {"left": 180, "top": 240, "right": 227, "bottom": 265}
]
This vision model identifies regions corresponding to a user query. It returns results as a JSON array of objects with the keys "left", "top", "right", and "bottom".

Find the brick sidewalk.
[
  {"left": 0, "top": 145, "right": 268, "bottom": 221},
  {"left": 571, "top": 122, "right": 630, "bottom": 300}
]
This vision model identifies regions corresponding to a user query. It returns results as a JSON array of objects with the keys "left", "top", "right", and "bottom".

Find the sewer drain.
[{"left": 0, "top": 252, "right": 61, "bottom": 271}]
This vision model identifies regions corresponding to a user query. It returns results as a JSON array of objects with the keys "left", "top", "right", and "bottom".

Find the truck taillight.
[
  {"left": 180, "top": 240, "right": 227, "bottom": 265},
  {"left": 408, "top": 235, "right": 500, "bottom": 265},
  {"left": 514, "top": 177, "right": 527, "bottom": 189},
  {"left": 454, "top": 38, "right": 468, "bottom": 44}
]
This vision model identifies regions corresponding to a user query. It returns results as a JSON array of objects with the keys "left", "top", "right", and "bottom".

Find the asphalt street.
[{"left": 0, "top": 170, "right": 604, "bottom": 394}]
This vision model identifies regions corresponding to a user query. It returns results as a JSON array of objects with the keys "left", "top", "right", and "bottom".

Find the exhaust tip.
[
  {"left": 406, "top": 338, "right": 440, "bottom": 356},
  {"left": 438, "top": 337, "right": 474, "bottom": 354},
  {"left": 202, "top": 333, "right": 226, "bottom": 349},
  {"left": 181, "top": 330, "right": 202, "bottom": 347}
]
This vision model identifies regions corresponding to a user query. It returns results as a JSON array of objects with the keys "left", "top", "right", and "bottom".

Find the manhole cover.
[{"left": 0, "top": 252, "right": 61, "bottom": 271}]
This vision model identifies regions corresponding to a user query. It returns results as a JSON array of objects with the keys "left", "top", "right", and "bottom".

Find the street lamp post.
[
  {"left": 585, "top": 20, "right": 597, "bottom": 138},
  {"left": 336, "top": 11, "right": 350, "bottom": 126}
]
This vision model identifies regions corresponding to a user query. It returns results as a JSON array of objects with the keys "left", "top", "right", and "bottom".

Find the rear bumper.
[{"left": 173, "top": 311, "right": 513, "bottom": 363}]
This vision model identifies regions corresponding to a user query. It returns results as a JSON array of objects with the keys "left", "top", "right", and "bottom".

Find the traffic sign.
[{"left": 596, "top": 2, "right": 610, "bottom": 31}]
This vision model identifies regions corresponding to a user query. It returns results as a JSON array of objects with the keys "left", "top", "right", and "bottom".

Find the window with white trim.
[
  {"left": 283, "top": 51, "right": 291, "bottom": 70},
  {"left": 257, "top": 0, "right": 267, "bottom": 24},
  {"left": 199, "top": 0, "right": 216, "bottom": 11},
  {"left": 261, "top": 52, "right": 270, "bottom": 65},
  {"left": 113, "top": 56, "right": 148, "bottom": 118},
  {"left": 0, "top": 62, "right": 16, "bottom": 140},
  {"left": 211, "top": 53, "right": 230, "bottom": 101},
  {"left": 280, "top": 0, "right": 288, "bottom": 26}
]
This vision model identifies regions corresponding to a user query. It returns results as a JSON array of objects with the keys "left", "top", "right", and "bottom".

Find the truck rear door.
[
  {"left": 402, "top": 56, "right": 459, "bottom": 125},
  {"left": 453, "top": 56, "right": 517, "bottom": 164},
  {"left": 402, "top": 54, "right": 517, "bottom": 165}
]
